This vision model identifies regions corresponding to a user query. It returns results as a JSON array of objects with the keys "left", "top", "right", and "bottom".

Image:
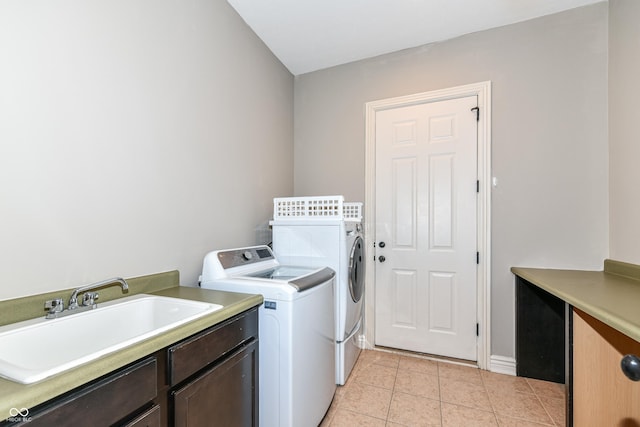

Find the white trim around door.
[{"left": 363, "top": 81, "right": 492, "bottom": 370}]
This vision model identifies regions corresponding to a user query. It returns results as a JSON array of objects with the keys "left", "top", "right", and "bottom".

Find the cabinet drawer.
[
  {"left": 13, "top": 357, "right": 157, "bottom": 426},
  {"left": 168, "top": 308, "right": 258, "bottom": 385}
]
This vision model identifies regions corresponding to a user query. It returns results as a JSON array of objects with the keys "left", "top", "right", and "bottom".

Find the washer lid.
[{"left": 245, "top": 266, "right": 335, "bottom": 292}]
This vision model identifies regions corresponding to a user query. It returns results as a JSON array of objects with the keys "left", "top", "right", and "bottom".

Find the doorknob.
[
  {"left": 621, "top": 354, "right": 640, "bottom": 381},
  {"left": 379, "top": 241, "right": 386, "bottom": 248},
  {"left": 378, "top": 256, "right": 386, "bottom": 262}
]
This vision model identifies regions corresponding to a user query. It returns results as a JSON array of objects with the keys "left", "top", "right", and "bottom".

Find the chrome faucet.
[
  {"left": 44, "top": 277, "right": 129, "bottom": 319},
  {"left": 68, "top": 277, "right": 129, "bottom": 310}
]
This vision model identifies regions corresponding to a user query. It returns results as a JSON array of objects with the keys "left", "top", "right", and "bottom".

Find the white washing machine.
[
  {"left": 270, "top": 196, "right": 365, "bottom": 385},
  {"left": 199, "top": 245, "right": 336, "bottom": 427}
]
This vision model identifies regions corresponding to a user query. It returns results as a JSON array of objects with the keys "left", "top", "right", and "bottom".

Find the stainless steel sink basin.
[{"left": 0, "top": 294, "right": 223, "bottom": 384}]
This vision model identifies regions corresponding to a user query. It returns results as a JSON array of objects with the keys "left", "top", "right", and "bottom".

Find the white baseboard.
[
  {"left": 489, "top": 355, "right": 516, "bottom": 376},
  {"left": 357, "top": 334, "right": 369, "bottom": 349}
]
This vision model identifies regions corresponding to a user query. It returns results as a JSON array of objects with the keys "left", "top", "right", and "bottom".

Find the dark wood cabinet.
[
  {"left": 123, "top": 405, "right": 162, "bottom": 427},
  {"left": 168, "top": 308, "right": 258, "bottom": 386},
  {"left": 1, "top": 357, "right": 157, "bottom": 427},
  {"left": 173, "top": 339, "right": 258, "bottom": 427},
  {"left": 2, "top": 306, "right": 259, "bottom": 427},
  {"left": 169, "top": 308, "right": 259, "bottom": 427}
]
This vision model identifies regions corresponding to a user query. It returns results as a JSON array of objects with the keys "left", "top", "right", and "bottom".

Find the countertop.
[
  {"left": 512, "top": 259, "right": 640, "bottom": 343},
  {"left": 0, "top": 277, "right": 262, "bottom": 420}
]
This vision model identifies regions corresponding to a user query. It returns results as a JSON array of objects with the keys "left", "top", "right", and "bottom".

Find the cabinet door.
[
  {"left": 173, "top": 340, "right": 258, "bottom": 427},
  {"left": 573, "top": 308, "right": 640, "bottom": 425},
  {"left": 122, "top": 405, "right": 161, "bottom": 427}
]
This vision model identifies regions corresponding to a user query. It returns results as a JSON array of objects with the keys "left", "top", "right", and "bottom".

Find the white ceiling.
[{"left": 227, "top": 0, "right": 603, "bottom": 75}]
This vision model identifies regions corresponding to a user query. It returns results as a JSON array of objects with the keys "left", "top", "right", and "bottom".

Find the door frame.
[{"left": 363, "top": 81, "right": 491, "bottom": 369}]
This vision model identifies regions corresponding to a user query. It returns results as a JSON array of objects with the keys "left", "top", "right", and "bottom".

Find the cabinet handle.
[{"left": 621, "top": 354, "right": 640, "bottom": 381}]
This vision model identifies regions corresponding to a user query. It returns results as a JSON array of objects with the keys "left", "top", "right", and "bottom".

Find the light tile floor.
[{"left": 320, "top": 349, "right": 566, "bottom": 427}]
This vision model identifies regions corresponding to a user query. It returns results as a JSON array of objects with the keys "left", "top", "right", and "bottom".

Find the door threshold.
[{"left": 373, "top": 345, "right": 479, "bottom": 369}]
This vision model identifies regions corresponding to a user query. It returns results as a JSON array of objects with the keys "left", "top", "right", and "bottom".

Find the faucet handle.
[
  {"left": 82, "top": 292, "right": 99, "bottom": 307},
  {"left": 44, "top": 298, "right": 64, "bottom": 318}
]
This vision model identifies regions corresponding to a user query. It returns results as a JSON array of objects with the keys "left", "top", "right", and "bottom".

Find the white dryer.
[{"left": 270, "top": 196, "right": 365, "bottom": 385}]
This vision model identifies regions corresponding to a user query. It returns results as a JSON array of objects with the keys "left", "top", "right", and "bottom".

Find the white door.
[{"left": 374, "top": 96, "right": 478, "bottom": 360}]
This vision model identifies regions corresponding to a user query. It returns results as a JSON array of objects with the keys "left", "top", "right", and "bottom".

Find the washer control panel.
[{"left": 217, "top": 246, "right": 274, "bottom": 269}]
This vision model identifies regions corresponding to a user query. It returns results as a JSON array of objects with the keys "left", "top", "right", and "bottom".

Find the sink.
[{"left": 0, "top": 294, "right": 223, "bottom": 384}]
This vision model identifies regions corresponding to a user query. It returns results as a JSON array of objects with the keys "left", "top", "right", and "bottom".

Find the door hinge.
[
  {"left": 476, "top": 323, "right": 479, "bottom": 336},
  {"left": 471, "top": 106, "right": 479, "bottom": 121},
  {"left": 476, "top": 180, "right": 480, "bottom": 193},
  {"left": 476, "top": 252, "right": 480, "bottom": 264}
]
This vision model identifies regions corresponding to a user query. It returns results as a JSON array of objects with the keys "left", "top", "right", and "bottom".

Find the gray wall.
[
  {"left": 294, "top": 3, "right": 609, "bottom": 358},
  {"left": 0, "top": 0, "right": 294, "bottom": 299},
  {"left": 609, "top": 0, "right": 640, "bottom": 265}
]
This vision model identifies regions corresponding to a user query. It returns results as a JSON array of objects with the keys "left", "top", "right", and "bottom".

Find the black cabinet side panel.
[{"left": 516, "top": 276, "right": 565, "bottom": 383}]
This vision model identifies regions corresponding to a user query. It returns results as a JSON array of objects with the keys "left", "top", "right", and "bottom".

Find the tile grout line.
[
  {"left": 526, "top": 378, "right": 561, "bottom": 426},
  {"left": 532, "top": 389, "right": 559, "bottom": 427},
  {"left": 385, "top": 363, "right": 398, "bottom": 425},
  {"left": 436, "top": 362, "right": 444, "bottom": 427},
  {"left": 478, "top": 370, "right": 501, "bottom": 426}
]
